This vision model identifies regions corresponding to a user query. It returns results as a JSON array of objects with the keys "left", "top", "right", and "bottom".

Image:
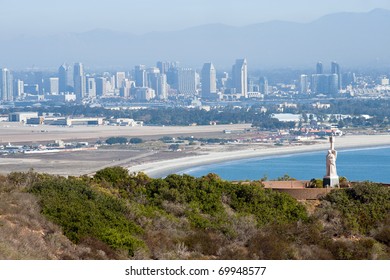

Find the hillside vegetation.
[{"left": 0, "top": 168, "right": 389, "bottom": 259}]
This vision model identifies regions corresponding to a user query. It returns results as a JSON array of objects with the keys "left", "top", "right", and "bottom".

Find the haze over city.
[{"left": 1, "top": 0, "right": 390, "bottom": 69}]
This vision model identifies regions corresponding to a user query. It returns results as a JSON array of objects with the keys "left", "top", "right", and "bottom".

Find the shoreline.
[{"left": 128, "top": 134, "right": 390, "bottom": 178}]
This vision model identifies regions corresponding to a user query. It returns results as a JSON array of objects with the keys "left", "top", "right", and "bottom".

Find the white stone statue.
[
  {"left": 323, "top": 135, "right": 339, "bottom": 187},
  {"left": 326, "top": 149, "right": 337, "bottom": 177}
]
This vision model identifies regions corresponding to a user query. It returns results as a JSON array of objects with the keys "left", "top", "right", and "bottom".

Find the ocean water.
[{"left": 178, "top": 146, "right": 390, "bottom": 183}]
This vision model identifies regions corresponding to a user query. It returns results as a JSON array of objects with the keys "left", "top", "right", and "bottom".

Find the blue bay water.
[{"left": 178, "top": 146, "right": 390, "bottom": 183}]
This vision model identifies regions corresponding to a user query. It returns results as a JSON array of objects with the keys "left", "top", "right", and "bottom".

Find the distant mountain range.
[{"left": 1, "top": 9, "right": 390, "bottom": 70}]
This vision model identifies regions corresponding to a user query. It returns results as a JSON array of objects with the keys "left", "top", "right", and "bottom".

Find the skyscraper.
[
  {"left": 115, "top": 72, "right": 126, "bottom": 89},
  {"left": 0, "top": 68, "right": 13, "bottom": 101},
  {"left": 155, "top": 74, "right": 168, "bottom": 100},
  {"left": 148, "top": 68, "right": 168, "bottom": 100},
  {"left": 316, "top": 62, "right": 324, "bottom": 74},
  {"left": 156, "top": 61, "right": 170, "bottom": 75},
  {"left": 328, "top": 74, "right": 339, "bottom": 95},
  {"left": 44, "top": 77, "right": 59, "bottom": 94},
  {"left": 331, "top": 61, "right": 342, "bottom": 90},
  {"left": 259, "top": 76, "right": 269, "bottom": 95},
  {"left": 201, "top": 62, "right": 217, "bottom": 100},
  {"left": 86, "top": 77, "right": 96, "bottom": 98},
  {"left": 300, "top": 74, "right": 309, "bottom": 94},
  {"left": 134, "top": 65, "right": 147, "bottom": 87},
  {"left": 175, "top": 68, "right": 197, "bottom": 96},
  {"left": 58, "top": 64, "right": 72, "bottom": 93},
  {"left": 232, "top": 59, "right": 248, "bottom": 98},
  {"left": 311, "top": 74, "right": 338, "bottom": 96},
  {"left": 96, "top": 77, "right": 107, "bottom": 97},
  {"left": 14, "top": 79, "right": 24, "bottom": 99},
  {"left": 73, "top": 62, "right": 86, "bottom": 100}
]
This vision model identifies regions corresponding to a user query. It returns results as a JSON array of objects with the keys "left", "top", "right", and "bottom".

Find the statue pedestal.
[{"left": 323, "top": 176, "right": 339, "bottom": 188}]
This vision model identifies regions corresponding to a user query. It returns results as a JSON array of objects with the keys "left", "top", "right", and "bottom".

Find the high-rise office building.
[
  {"left": 96, "top": 77, "right": 107, "bottom": 97},
  {"left": 156, "top": 61, "right": 170, "bottom": 75},
  {"left": 328, "top": 74, "right": 339, "bottom": 95},
  {"left": 115, "top": 72, "right": 126, "bottom": 89},
  {"left": 120, "top": 80, "right": 133, "bottom": 98},
  {"left": 311, "top": 74, "right": 338, "bottom": 96},
  {"left": 58, "top": 64, "right": 73, "bottom": 93},
  {"left": 300, "top": 74, "right": 309, "bottom": 94},
  {"left": 148, "top": 68, "right": 168, "bottom": 100},
  {"left": 232, "top": 58, "right": 248, "bottom": 98},
  {"left": 0, "top": 68, "right": 13, "bottom": 101},
  {"left": 201, "top": 62, "right": 217, "bottom": 100},
  {"left": 155, "top": 74, "right": 168, "bottom": 100},
  {"left": 316, "top": 62, "right": 324, "bottom": 74},
  {"left": 259, "top": 76, "right": 269, "bottom": 95},
  {"left": 331, "top": 61, "right": 342, "bottom": 90},
  {"left": 146, "top": 67, "right": 160, "bottom": 87},
  {"left": 342, "top": 72, "right": 356, "bottom": 88},
  {"left": 175, "top": 68, "right": 197, "bottom": 96},
  {"left": 34, "top": 72, "right": 44, "bottom": 94},
  {"left": 14, "top": 79, "right": 24, "bottom": 99},
  {"left": 134, "top": 65, "right": 147, "bottom": 87},
  {"left": 44, "top": 77, "right": 59, "bottom": 94},
  {"left": 73, "top": 62, "right": 86, "bottom": 100},
  {"left": 86, "top": 77, "right": 96, "bottom": 98}
]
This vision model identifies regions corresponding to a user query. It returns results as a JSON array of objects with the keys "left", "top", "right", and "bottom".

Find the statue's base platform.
[{"left": 323, "top": 176, "right": 339, "bottom": 187}]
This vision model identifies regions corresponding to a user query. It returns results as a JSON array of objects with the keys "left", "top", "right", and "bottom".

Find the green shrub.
[
  {"left": 94, "top": 166, "right": 130, "bottom": 184},
  {"left": 29, "top": 176, "right": 144, "bottom": 256},
  {"left": 322, "top": 182, "right": 390, "bottom": 234},
  {"left": 129, "top": 138, "right": 143, "bottom": 144},
  {"left": 105, "top": 137, "right": 127, "bottom": 145}
]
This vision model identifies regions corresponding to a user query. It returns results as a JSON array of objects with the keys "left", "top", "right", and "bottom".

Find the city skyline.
[{"left": 2, "top": 58, "right": 389, "bottom": 103}]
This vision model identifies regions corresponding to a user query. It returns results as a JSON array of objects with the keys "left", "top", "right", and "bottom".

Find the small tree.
[
  {"left": 105, "top": 137, "right": 128, "bottom": 145},
  {"left": 309, "top": 178, "right": 323, "bottom": 188},
  {"left": 276, "top": 174, "right": 296, "bottom": 181},
  {"left": 129, "top": 138, "right": 143, "bottom": 144},
  {"left": 169, "top": 144, "right": 180, "bottom": 151}
]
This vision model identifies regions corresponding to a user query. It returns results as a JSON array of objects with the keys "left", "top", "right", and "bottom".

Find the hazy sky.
[{"left": 1, "top": 0, "right": 390, "bottom": 36}]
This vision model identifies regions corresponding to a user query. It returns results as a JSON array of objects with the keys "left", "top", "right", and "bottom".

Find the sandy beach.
[
  {"left": 128, "top": 134, "right": 390, "bottom": 178},
  {"left": 2, "top": 121, "right": 390, "bottom": 178}
]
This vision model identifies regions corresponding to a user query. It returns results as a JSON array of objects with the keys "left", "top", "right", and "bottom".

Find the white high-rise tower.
[{"left": 232, "top": 59, "right": 248, "bottom": 98}]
